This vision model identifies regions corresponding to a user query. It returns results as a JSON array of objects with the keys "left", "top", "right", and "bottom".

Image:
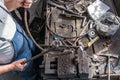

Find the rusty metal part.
[
  {"left": 94, "top": 73, "right": 120, "bottom": 77},
  {"left": 48, "top": 0, "right": 80, "bottom": 15},
  {"left": 99, "top": 54, "right": 119, "bottom": 59},
  {"left": 51, "top": 0, "right": 81, "bottom": 5},
  {"left": 73, "top": 20, "right": 91, "bottom": 45},
  {"left": 112, "top": 56, "right": 120, "bottom": 74},
  {"left": 60, "top": 12, "right": 87, "bottom": 27},
  {"left": 99, "top": 53, "right": 119, "bottom": 80},
  {"left": 108, "top": 56, "right": 110, "bottom": 80},
  {"left": 46, "top": 7, "right": 85, "bottom": 39},
  {"left": 44, "top": 53, "right": 56, "bottom": 74},
  {"left": 76, "top": 44, "right": 89, "bottom": 79},
  {"left": 57, "top": 50, "right": 77, "bottom": 78}
]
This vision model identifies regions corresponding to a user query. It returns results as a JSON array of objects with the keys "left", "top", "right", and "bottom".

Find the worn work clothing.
[
  {"left": 0, "top": 0, "right": 35, "bottom": 80},
  {"left": 12, "top": 20, "right": 35, "bottom": 80},
  {"left": 0, "top": 40, "right": 14, "bottom": 64},
  {"left": 0, "top": 0, "right": 16, "bottom": 64},
  {"left": 0, "top": 0, "right": 16, "bottom": 40}
]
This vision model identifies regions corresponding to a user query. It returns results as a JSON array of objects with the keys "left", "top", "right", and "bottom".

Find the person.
[
  {"left": 0, "top": 58, "right": 27, "bottom": 74},
  {"left": 0, "top": 0, "right": 36, "bottom": 80}
]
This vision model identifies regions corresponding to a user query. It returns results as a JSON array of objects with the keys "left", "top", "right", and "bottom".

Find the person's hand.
[
  {"left": 11, "top": 58, "right": 27, "bottom": 71},
  {"left": 23, "top": 0, "right": 33, "bottom": 8}
]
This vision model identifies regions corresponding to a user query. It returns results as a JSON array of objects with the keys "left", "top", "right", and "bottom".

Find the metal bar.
[
  {"left": 108, "top": 56, "right": 110, "bottom": 80},
  {"left": 94, "top": 73, "right": 120, "bottom": 77},
  {"left": 48, "top": 0, "right": 79, "bottom": 15},
  {"left": 22, "top": 48, "right": 55, "bottom": 64}
]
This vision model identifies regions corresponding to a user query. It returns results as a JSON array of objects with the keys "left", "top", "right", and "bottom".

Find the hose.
[{"left": 24, "top": 9, "right": 44, "bottom": 51}]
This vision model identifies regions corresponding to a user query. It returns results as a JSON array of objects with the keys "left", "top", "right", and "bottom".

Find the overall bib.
[{"left": 12, "top": 20, "right": 36, "bottom": 80}]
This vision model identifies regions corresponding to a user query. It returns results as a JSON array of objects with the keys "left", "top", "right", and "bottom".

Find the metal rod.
[
  {"left": 108, "top": 56, "right": 110, "bottom": 80},
  {"left": 73, "top": 20, "right": 90, "bottom": 45},
  {"left": 22, "top": 48, "right": 55, "bottom": 64},
  {"left": 48, "top": 0, "right": 79, "bottom": 15},
  {"left": 94, "top": 73, "right": 120, "bottom": 77}
]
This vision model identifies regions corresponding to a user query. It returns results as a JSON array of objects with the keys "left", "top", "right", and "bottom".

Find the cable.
[{"left": 24, "top": 9, "right": 44, "bottom": 51}]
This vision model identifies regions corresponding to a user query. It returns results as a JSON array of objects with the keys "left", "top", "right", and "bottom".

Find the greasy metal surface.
[
  {"left": 46, "top": 0, "right": 94, "bottom": 45},
  {"left": 57, "top": 51, "right": 76, "bottom": 78},
  {"left": 1, "top": 0, "right": 120, "bottom": 80},
  {"left": 77, "top": 48, "right": 89, "bottom": 75},
  {"left": 43, "top": 0, "right": 120, "bottom": 79},
  {"left": 44, "top": 53, "right": 56, "bottom": 74},
  {"left": 93, "top": 0, "right": 120, "bottom": 57},
  {"left": 50, "top": 8, "right": 81, "bottom": 41},
  {"left": 113, "top": 0, "right": 120, "bottom": 16}
]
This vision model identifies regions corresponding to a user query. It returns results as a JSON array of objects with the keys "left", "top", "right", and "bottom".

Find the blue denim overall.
[
  {"left": 12, "top": 20, "right": 35, "bottom": 80},
  {"left": 0, "top": 4, "right": 36, "bottom": 80}
]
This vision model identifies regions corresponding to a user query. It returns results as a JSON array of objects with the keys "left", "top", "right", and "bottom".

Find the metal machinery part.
[
  {"left": 87, "top": 0, "right": 120, "bottom": 37},
  {"left": 57, "top": 50, "right": 77, "bottom": 78},
  {"left": 38, "top": 0, "right": 91, "bottom": 79},
  {"left": 96, "top": 12, "right": 120, "bottom": 37},
  {"left": 25, "top": 0, "right": 120, "bottom": 80}
]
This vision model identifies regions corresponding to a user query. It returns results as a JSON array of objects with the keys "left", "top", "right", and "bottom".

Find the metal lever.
[{"left": 22, "top": 48, "right": 55, "bottom": 64}]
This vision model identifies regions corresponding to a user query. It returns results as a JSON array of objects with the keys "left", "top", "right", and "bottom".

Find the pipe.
[{"left": 24, "top": 9, "right": 44, "bottom": 51}]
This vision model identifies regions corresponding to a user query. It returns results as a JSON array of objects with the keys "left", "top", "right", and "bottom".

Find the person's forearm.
[{"left": 0, "top": 64, "right": 14, "bottom": 74}]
